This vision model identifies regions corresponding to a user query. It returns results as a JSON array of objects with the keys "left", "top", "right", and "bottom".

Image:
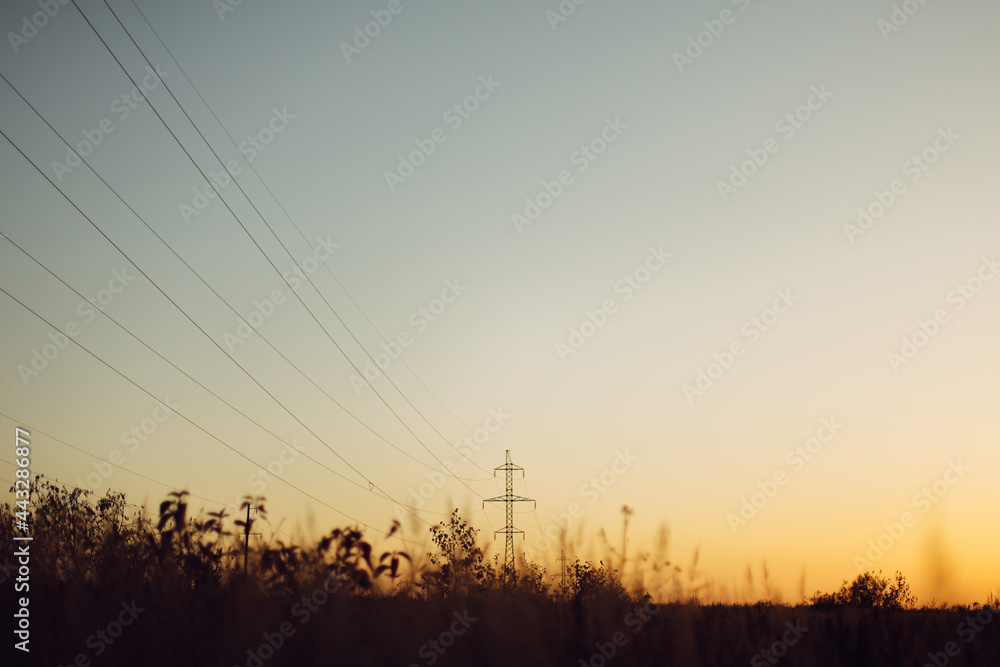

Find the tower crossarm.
[{"left": 483, "top": 494, "right": 535, "bottom": 504}]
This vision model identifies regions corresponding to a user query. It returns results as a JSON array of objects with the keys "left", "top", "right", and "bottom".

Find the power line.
[
  {"left": 0, "top": 68, "right": 487, "bottom": 492},
  {"left": 0, "top": 229, "right": 388, "bottom": 500},
  {"left": 0, "top": 280, "right": 397, "bottom": 529},
  {"left": 0, "top": 409, "right": 285, "bottom": 532},
  {"left": 0, "top": 16, "right": 499, "bottom": 554},
  {"left": 0, "top": 65, "right": 482, "bottom": 484},
  {"left": 0, "top": 409, "right": 440, "bottom": 551},
  {"left": 523, "top": 476, "right": 555, "bottom": 560},
  {"left": 0, "top": 92, "right": 497, "bottom": 552},
  {"left": 1, "top": 420, "right": 501, "bottom": 558},
  {"left": 71, "top": 0, "right": 490, "bottom": 488},
  {"left": 0, "top": 121, "right": 451, "bottom": 532},
  {"left": 0, "top": 409, "right": 400, "bottom": 547},
  {"left": 125, "top": 0, "right": 484, "bottom": 444},
  {"left": 1, "top": 408, "right": 497, "bottom": 555},
  {"left": 0, "top": 416, "right": 236, "bottom": 511},
  {"left": 123, "top": 0, "right": 503, "bottom": 461}
]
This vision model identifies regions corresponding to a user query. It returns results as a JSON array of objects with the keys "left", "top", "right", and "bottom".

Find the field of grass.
[{"left": 2, "top": 479, "right": 997, "bottom": 666}]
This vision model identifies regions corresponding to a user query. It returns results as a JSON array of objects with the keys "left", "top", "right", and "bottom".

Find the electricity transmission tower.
[
  {"left": 557, "top": 549, "right": 569, "bottom": 591},
  {"left": 484, "top": 450, "right": 535, "bottom": 584}
]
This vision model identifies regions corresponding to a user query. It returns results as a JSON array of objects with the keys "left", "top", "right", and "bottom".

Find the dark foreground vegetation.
[{"left": 2, "top": 479, "right": 997, "bottom": 666}]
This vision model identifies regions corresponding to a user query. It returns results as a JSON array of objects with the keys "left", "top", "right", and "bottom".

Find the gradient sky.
[{"left": 1, "top": 0, "right": 998, "bottom": 604}]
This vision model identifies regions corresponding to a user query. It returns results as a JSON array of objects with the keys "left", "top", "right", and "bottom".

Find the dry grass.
[{"left": 2, "top": 478, "right": 997, "bottom": 666}]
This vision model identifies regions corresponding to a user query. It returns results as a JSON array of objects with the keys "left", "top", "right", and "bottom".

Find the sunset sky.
[{"left": 1, "top": 0, "right": 998, "bottom": 604}]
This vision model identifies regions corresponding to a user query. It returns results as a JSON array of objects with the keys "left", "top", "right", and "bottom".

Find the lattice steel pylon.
[{"left": 483, "top": 450, "right": 535, "bottom": 584}]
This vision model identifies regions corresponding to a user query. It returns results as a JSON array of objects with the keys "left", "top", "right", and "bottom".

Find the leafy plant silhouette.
[
  {"left": 810, "top": 570, "right": 917, "bottom": 609},
  {"left": 424, "top": 508, "right": 494, "bottom": 595}
]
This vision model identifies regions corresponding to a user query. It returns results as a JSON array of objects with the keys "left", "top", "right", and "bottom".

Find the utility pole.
[
  {"left": 242, "top": 503, "right": 260, "bottom": 575},
  {"left": 484, "top": 450, "right": 535, "bottom": 584},
  {"left": 557, "top": 549, "right": 569, "bottom": 591}
]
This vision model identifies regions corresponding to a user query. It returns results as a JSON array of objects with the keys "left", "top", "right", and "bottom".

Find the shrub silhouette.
[
  {"left": 423, "top": 508, "right": 496, "bottom": 594},
  {"left": 809, "top": 570, "right": 917, "bottom": 609},
  {"left": 567, "top": 557, "right": 627, "bottom": 603}
]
